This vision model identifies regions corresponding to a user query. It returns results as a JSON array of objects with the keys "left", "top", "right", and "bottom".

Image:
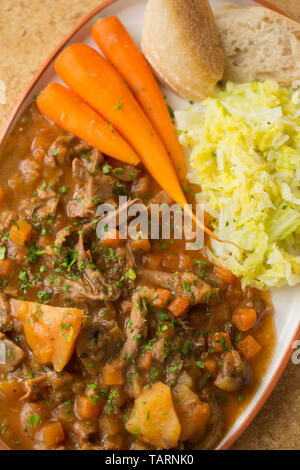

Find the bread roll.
[
  {"left": 141, "top": 0, "right": 224, "bottom": 101},
  {"left": 214, "top": 5, "right": 300, "bottom": 86}
]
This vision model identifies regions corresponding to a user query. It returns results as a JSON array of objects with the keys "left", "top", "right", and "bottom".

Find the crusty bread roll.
[
  {"left": 141, "top": 0, "right": 224, "bottom": 101},
  {"left": 214, "top": 5, "right": 300, "bottom": 86}
]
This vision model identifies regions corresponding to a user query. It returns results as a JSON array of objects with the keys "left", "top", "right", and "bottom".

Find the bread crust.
[
  {"left": 264, "top": 0, "right": 300, "bottom": 22},
  {"left": 142, "top": 0, "right": 224, "bottom": 101}
]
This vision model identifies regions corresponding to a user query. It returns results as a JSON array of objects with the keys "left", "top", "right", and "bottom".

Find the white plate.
[{"left": 0, "top": 0, "right": 299, "bottom": 450}]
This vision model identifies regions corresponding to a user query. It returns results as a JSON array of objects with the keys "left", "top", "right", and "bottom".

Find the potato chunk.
[
  {"left": 172, "top": 384, "right": 210, "bottom": 442},
  {"left": 125, "top": 381, "right": 181, "bottom": 449},
  {"left": 11, "top": 299, "right": 85, "bottom": 372}
]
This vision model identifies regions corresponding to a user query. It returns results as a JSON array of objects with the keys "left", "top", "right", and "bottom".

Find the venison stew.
[{"left": 0, "top": 103, "right": 275, "bottom": 450}]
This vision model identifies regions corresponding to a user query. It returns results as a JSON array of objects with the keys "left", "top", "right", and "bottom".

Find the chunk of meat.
[
  {"left": 76, "top": 322, "right": 110, "bottom": 375},
  {"left": 21, "top": 370, "right": 73, "bottom": 401},
  {"left": 0, "top": 293, "right": 12, "bottom": 332},
  {"left": 151, "top": 337, "right": 165, "bottom": 362},
  {"left": 165, "top": 353, "right": 184, "bottom": 386},
  {"left": 45, "top": 274, "right": 119, "bottom": 304},
  {"left": 0, "top": 332, "right": 26, "bottom": 373},
  {"left": 214, "top": 350, "right": 252, "bottom": 392},
  {"left": 68, "top": 152, "right": 114, "bottom": 218},
  {"left": 112, "top": 164, "right": 140, "bottom": 182},
  {"left": 19, "top": 158, "right": 41, "bottom": 184},
  {"left": 45, "top": 135, "right": 74, "bottom": 168},
  {"left": 119, "top": 288, "right": 152, "bottom": 361},
  {"left": 137, "top": 269, "right": 212, "bottom": 305},
  {"left": 36, "top": 197, "right": 59, "bottom": 220},
  {"left": 73, "top": 420, "right": 98, "bottom": 448},
  {"left": 76, "top": 234, "right": 121, "bottom": 300}
]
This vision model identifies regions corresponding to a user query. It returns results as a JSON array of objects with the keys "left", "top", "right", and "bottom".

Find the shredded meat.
[
  {"left": 120, "top": 288, "right": 152, "bottom": 361},
  {"left": 68, "top": 151, "right": 114, "bottom": 218},
  {"left": 21, "top": 370, "right": 73, "bottom": 401},
  {"left": 75, "top": 234, "right": 121, "bottom": 300},
  {"left": 0, "top": 293, "right": 12, "bottom": 332},
  {"left": 137, "top": 269, "right": 212, "bottom": 305}
]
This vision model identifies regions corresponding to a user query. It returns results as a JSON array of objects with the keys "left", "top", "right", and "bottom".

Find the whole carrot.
[
  {"left": 55, "top": 43, "right": 220, "bottom": 242},
  {"left": 37, "top": 82, "right": 139, "bottom": 166},
  {"left": 92, "top": 16, "right": 187, "bottom": 183}
]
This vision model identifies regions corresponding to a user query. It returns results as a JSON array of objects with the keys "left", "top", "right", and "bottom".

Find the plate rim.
[{"left": 0, "top": 0, "right": 299, "bottom": 451}]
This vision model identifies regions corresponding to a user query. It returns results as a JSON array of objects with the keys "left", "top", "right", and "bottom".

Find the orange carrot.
[
  {"left": 43, "top": 421, "right": 65, "bottom": 447},
  {"left": 210, "top": 332, "right": 232, "bottom": 353},
  {"left": 10, "top": 220, "right": 32, "bottom": 246},
  {"left": 237, "top": 335, "right": 262, "bottom": 360},
  {"left": 0, "top": 259, "right": 12, "bottom": 277},
  {"left": 151, "top": 289, "right": 172, "bottom": 308},
  {"left": 233, "top": 308, "right": 257, "bottom": 332},
  {"left": 55, "top": 44, "right": 220, "bottom": 242},
  {"left": 102, "top": 228, "right": 123, "bottom": 249},
  {"left": 37, "top": 82, "right": 139, "bottom": 166},
  {"left": 215, "top": 265, "right": 235, "bottom": 284},
  {"left": 102, "top": 359, "right": 124, "bottom": 385},
  {"left": 168, "top": 296, "right": 190, "bottom": 317},
  {"left": 92, "top": 16, "right": 187, "bottom": 183},
  {"left": 76, "top": 395, "right": 102, "bottom": 419}
]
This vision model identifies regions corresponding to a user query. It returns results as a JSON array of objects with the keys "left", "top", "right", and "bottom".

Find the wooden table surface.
[{"left": 0, "top": 0, "right": 299, "bottom": 450}]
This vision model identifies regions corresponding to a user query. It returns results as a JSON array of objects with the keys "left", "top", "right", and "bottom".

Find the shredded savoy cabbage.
[{"left": 175, "top": 80, "right": 300, "bottom": 289}]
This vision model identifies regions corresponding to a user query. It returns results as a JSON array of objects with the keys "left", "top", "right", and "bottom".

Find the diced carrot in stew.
[
  {"left": 43, "top": 421, "right": 65, "bottom": 447},
  {"left": 210, "top": 332, "right": 232, "bottom": 353},
  {"left": 10, "top": 300, "right": 85, "bottom": 372},
  {"left": 10, "top": 220, "right": 32, "bottom": 246},
  {"left": 168, "top": 296, "right": 190, "bottom": 317},
  {"left": 138, "top": 351, "right": 152, "bottom": 370},
  {"left": 102, "top": 359, "right": 124, "bottom": 385},
  {"left": 204, "top": 358, "right": 217, "bottom": 378},
  {"left": 151, "top": 289, "right": 172, "bottom": 308},
  {"left": 130, "top": 238, "right": 151, "bottom": 253},
  {"left": 233, "top": 308, "right": 257, "bottom": 332},
  {"left": 237, "top": 335, "right": 262, "bottom": 360},
  {"left": 215, "top": 265, "right": 235, "bottom": 284},
  {"left": 102, "top": 228, "right": 123, "bottom": 249},
  {"left": 143, "top": 253, "right": 162, "bottom": 270},
  {"left": 0, "top": 259, "right": 12, "bottom": 277},
  {"left": 76, "top": 395, "right": 102, "bottom": 419}
]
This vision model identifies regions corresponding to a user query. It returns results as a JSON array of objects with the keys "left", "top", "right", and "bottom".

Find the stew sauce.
[{"left": 0, "top": 104, "right": 275, "bottom": 450}]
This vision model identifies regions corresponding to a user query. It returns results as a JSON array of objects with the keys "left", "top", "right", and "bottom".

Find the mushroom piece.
[
  {"left": 214, "top": 350, "right": 252, "bottom": 392},
  {"left": 0, "top": 333, "right": 26, "bottom": 373},
  {"left": 76, "top": 322, "right": 110, "bottom": 375}
]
